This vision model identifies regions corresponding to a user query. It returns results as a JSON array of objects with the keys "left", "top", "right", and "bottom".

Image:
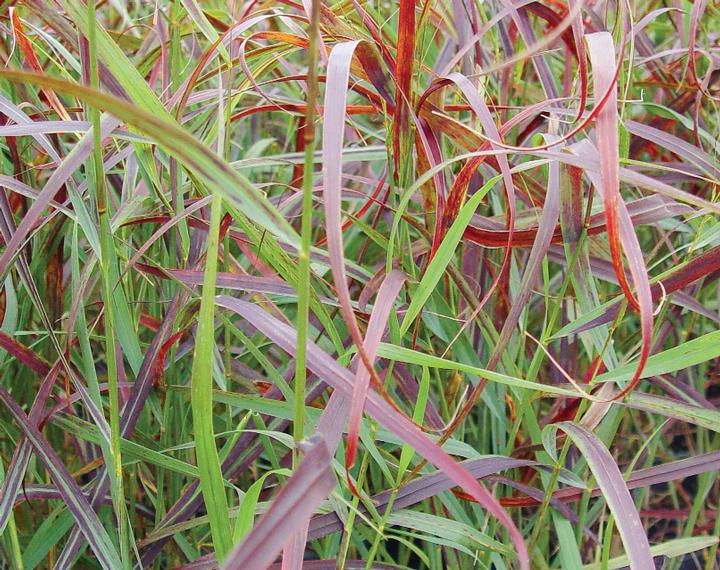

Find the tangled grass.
[{"left": 0, "top": 0, "right": 719, "bottom": 568}]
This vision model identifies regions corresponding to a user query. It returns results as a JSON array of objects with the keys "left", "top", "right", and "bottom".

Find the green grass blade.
[{"left": 190, "top": 194, "right": 233, "bottom": 560}]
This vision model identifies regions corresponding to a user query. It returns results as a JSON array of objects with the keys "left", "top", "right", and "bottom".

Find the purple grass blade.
[
  {"left": 568, "top": 143, "right": 655, "bottom": 406},
  {"left": 280, "top": 523, "right": 308, "bottom": 570},
  {"left": 0, "top": 362, "right": 60, "bottom": 533},
  {"left": 0, "top": 120, "right": 92, "bottom": 136},
  {"left": 316, "top": 391, "right": 351, "bottom": 455},
  {"left": 0, "top": 157, "right": 111, "bottom": 445},
  {"left": 176, "top": 557, "right": 402, "bottom": 570},
  {"left": 139, "top": 380, "right": 331, "bottom": 565},
  {"left": 501, "top": 0, "right": 558, "bottom": 99},
  {"left": 122, "top": 195, "right": 212, "bottom": 277},
  {"left": 158, "top": 268, "right": 298, "bottom": 296},
  {"left": 300, "top": 271, "right": 406, "bottom": 565},
  {"left": 627, "top": 451, "right": 720, "bottom": 490},
  {"left": 547, "top": 246, "right": 717, "bottom": 322},
  {"left": 308, "top": 456, "right": 533, "bottom": 540},
  {"left": 553, "top": 450, "right": 720, "bottom": 504},
  {"left": 552, "top": 244, "right": 720, "bottom": 336},
  {"left": 538, "top": 148, "right": 720, "bottom": 214},
  {"left": 0, "top": 385, "right": 122, "bottom": 568},
  {"left": 0, "top": 331, "right": 51, "bottom": 375},
  {"left": 553, "top": 422, "right": 653, "bottom": 568},
  {"left": 221, "top": 435, "right": 335, "bottom": 570},
  {"left": 444, "top": 71, "right": 516, "bottom": 301},
  {"left": 625, "top": 121, "right": 720, "bottom": 179},
  {"left": 13, "top": 484, "right": 154, "bottom": 519},
  {"left": 272, "top": 561, "right": 402, "bottom": 570},
  {"left": 321, "top": 40, "right": 371, "bottom": 373},
  {"left": 0, "top": 93, "right": 62, "bottom": 162},
  {"left": 0, "top": 175, "right": 71, "bottom": 217}
]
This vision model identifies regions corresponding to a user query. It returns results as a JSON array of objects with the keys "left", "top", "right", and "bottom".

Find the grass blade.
[
  {"left": 221, "top": 436, "right": 335, "bottom": 570},
  {"left": 547, "top": 422, "right": 653, "bottom": 569},
  {"left": 190, "top": 195, "right": 233, "bottom": 560}
]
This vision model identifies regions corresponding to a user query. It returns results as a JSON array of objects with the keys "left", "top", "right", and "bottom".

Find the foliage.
[{"left": 0, "top": 0, "right": 718, "bottom": 568}]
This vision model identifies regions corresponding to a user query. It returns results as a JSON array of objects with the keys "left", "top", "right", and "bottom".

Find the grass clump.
[{"left": 0, "top": 1, "right": 718, "bottom": 569}]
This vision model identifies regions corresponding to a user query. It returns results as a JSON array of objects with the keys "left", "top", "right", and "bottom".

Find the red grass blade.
[
  {"left": 9, "top": 8, "right": 71, "bottom": 121},
  {"left": 585, "top": 34, "right": 654, "bottom": 400},
  {"left": 392, "top": 0, "right": 415, "bottom": 179},
  {"left": 0, "top": 331, "right": 51, "bottom": 376}
]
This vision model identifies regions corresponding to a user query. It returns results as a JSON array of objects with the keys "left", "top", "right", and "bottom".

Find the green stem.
[
  {"left": 87, "top": 1, "right": 128, "bottom": 566},
  {"left": 293, "top": 0, "right": 320, "bottom": 450}
]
